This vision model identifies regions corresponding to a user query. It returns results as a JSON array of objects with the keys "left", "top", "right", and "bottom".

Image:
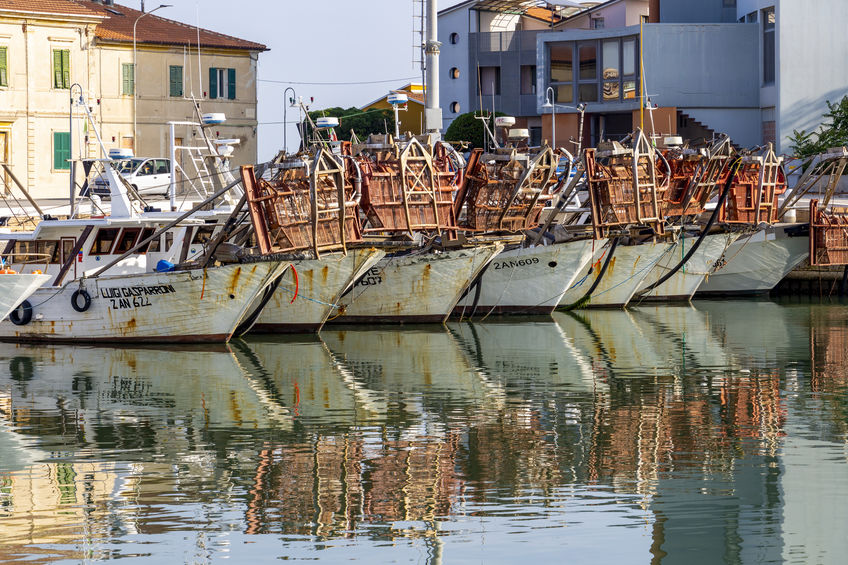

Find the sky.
[{"left": 134, "top": 0, "right": 467, "bottom": 160}]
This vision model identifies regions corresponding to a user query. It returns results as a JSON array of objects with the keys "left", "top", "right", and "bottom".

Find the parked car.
[{"left": 91, "top": 158, "right": 171, "bottom": 198}]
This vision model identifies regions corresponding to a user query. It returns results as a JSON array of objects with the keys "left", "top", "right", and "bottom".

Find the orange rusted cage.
[
  {"left": 357, "top": 136, "right": 457, "bottom": 235},
  {"left": 660, "top": 137, "right": 733, "bottom": 218},
  {"left": 718, "top": 145, "right": 786, "bottom": 225},
  {"left": 241, "top": 150, "right": 362, "bottom": 257},
  {"left": 809, "top": 199, "right": 848, "bottom": 266},
  {"left": 586, "top": 132, "right": 665, "bottom": 239},
  {"left": 456, "top": 146, "right": 556, "bottom": 233}
]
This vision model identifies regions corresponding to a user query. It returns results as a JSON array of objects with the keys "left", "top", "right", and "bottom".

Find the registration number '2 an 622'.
[{"left": 493, "top": 257, "right": 539, "bottom": 270}]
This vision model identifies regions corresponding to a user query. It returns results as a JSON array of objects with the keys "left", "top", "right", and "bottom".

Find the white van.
[{"left": 93, "top": 158, "right": 171, "bottom": 197}]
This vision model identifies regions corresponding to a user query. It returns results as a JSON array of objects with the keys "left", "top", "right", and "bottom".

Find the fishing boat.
[
  {"left": 451, "top": 118, "right": 600, "bottom": 317},
  {"left": 0, "top": 259, "right": 288, "bottom": 343}
]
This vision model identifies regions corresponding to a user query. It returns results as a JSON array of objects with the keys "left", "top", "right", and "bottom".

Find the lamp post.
[
  {"left": 283, "top": 87, "right": 297, "bottom": 154},
  {"left": 543, "top": 86, "right": 556, "bottom": 149},
  {"left": 69, "top": 83, "right": 83, "bottom": 216},
  {"left": 133, "top": 4, "right": 171, "bottom": 153}
]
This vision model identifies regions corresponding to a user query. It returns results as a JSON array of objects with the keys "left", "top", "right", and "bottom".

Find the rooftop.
[{"left": 0, "top": 0, "right": 102, "bottom": 19}]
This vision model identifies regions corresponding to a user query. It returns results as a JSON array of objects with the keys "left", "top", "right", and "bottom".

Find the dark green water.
[{"left": 1, "top": 300, "right": 847, "bottom": 563}]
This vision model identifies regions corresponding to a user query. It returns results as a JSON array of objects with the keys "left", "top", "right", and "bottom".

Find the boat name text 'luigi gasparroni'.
[{"left": 100, "top": 284, "right": 177, "bottom": 309}]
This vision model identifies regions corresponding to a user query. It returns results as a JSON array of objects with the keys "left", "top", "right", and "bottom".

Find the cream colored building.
[{"left": 0, "top": 0, "right": 266, "bottom": 202}]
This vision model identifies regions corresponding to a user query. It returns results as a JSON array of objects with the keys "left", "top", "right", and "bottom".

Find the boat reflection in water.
[{"left": 2, "top": 302, "right": 848, "bottom": 562}]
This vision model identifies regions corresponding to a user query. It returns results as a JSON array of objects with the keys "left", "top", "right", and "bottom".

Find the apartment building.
[
  {"left": 0, "top": 0, "right": 266, "bottom": 201},
  {"left": 439, "top": 0, "right": 848, "bottom": 154}
]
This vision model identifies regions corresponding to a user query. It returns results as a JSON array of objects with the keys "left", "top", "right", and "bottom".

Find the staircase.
[{"left": 676, "top": 111, "right": 718, "bottom": 145}]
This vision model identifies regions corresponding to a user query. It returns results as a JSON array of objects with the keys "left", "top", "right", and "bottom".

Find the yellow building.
[
  {"left": 360, "top": 83, "right": 426, "bottom": 136},
  {"left": 0, "top": 0, "right": 266, "bottom": 201}
]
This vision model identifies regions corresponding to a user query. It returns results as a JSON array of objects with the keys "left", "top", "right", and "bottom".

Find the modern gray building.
[{"left": 439, "top": 0, "right": 848, "bottom": 154}]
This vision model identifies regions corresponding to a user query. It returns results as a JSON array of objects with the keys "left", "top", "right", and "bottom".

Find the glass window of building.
[
  {"left": 520, "top": 65, "right": 536, "bottom": 95},
  {"left": 479, "top": 66, "right": 501, "bottom": 96},
  {"left": 762, "top": 8, "right": 775, "bottom": 84},
  {"left": 602, "top": 40, "right": 619, "bottom": 101}
]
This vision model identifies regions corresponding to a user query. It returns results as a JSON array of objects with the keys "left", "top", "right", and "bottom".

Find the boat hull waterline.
[
  {"left": 332, "top": 244, "right": 504, "bottom": 324},
  {"left": 696, "top": 225, "right": 809, "bottom": 295},
  {"left": 251, "top": 248, "right": 386, "bottom": 333},
  {"left": 0, "top": 273, "right": 51, "bottom": 320},
  {"left": 0, "top": 261, "right": 288, "bottom": 343},
  {"left": 635, "top": 232, "right": 739, "bottom": 302},
  {"left": 559, "top": 240, "right": 675, "bottom": 308},
  {"left": 453, "top": 239, "right": 603, "bottom": 317}
]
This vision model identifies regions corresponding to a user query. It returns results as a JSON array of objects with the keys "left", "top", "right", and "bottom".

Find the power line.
[{"left": 259, "top": 76, "right": 419, "bottom": 86}]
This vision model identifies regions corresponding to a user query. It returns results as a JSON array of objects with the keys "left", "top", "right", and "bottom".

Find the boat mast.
[{"left": 424, "top": 0, "right": 442, "bottom": 137}]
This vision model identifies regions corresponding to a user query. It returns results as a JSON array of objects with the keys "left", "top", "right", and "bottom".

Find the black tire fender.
[
  {"left": 71, "top": 289, "right": 92, "bottom": 312},
  {"left": 9, "top": 300, "right": 32, "bottom": 325}
]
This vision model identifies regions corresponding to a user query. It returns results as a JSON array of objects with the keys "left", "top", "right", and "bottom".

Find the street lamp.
[
  {"left": 543, "top": 86, "right": 556, "bottom": 149},
  {"left": 133, "top": 4, "right": 171, "bottom": 152},
  {"left": 283, "top": 87, "right": 297, "bottom": 154}
]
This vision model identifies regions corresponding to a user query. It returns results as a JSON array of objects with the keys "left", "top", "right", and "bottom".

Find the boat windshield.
[{"left": 115, "top": 159, "right": 146, "bottom": 174}]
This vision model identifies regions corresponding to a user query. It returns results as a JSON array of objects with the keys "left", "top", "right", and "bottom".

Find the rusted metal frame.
[
  {"left": 242, "top": 165, "right": 274, "bottom": 255},
  {"left": 497, "top": 148, "right": 554, "bottom": 231},
  {"left": 399, "top": 138, "right": 441, "bottom": 234},
  {"left": 585, "top": 149, "right": 606, "bottom": 240},
  {"left": 52, "top": 225, "right": 93, "bottom": 286},
  {"left": 454, "top": 148, "right": 482, "bottom": 220}
]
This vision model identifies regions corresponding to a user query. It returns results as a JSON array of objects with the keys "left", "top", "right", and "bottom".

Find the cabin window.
[
  {"left": 479, "top": 66, "right": 500, "bottom": 96},
  {"left": 12, "top": 240, "right": 59, "bottom": 264},
  {"left": 164, "top": 231, "right": 174, "bottom": 252},
  {"left": 209, "top": 67, "right": 236, "bottom": 100},
  {"left": 114, "top": 228, "right": 141, "bottom": 254},
  {"left": 191, "top": 226, "right": 216, "bottom": 245},
  {"left": 762, "top": 8, "right": 775, "bottom": 85},
  {"left": 121, "top": 63, "right": 134, "bottom": 95},
  {"left": 90, "top": 228, "right": 120, "bottom": 255},
  {"left": 137, "top": 228, "right": 157, "bottom": 254},
  {"left": 0, "top": 47, "right": 7, "bottom": 87},
  {"left": 169, "top": 65, "right": 183, "bottom": 97},
  {"left": 53, "top": 132, "right": 70, "bottom": 170},
  {"left": 52, "top": 49, "right": 70, "bottom": 89},
  {"left": 520, "top": 65, "right": 536, "bottom": 95}
]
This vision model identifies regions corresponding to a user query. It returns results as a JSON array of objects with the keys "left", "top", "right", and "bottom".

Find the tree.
[
  {"left": 304, "top": 106, "right": 394, "bottom": 143},
  {"left": 789, "top": 96, "right": 848, "bottom": 158},
  {"left": 444, "top": 111, "right": 506, "bottom": 150}
]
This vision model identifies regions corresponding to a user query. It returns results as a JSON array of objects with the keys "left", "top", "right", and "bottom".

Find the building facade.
[
  {"left": 0, "top": 0, "right": 266, "bottom": 202},
  {"left": 439, "top": 0, "right": 848, "bottom": 155}
]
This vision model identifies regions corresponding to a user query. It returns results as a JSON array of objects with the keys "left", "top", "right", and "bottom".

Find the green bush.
[
  {"left": 789, "top": 96, "right": 848, "bottom": 158},
  {"left": 444, "top": 111, "right": 505, "bottom": 149}
]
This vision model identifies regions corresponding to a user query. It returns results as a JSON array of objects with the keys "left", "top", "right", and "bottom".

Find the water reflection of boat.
[{"left": 447, "top": 319, "right": 599, "bottom": 393}]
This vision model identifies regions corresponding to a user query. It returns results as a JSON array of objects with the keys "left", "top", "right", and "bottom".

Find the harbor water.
[{"left": 1, "top": 300, "right": 847, "bottom": 563}]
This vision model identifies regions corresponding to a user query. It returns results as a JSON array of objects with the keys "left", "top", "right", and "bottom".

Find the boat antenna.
[{"left": 196, "top": 1, "right": 202, "bottom": 100}]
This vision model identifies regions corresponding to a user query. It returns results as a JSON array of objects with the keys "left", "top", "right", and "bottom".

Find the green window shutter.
[
  {"left": 61, "top": 50, "right": 70, "bottom": 89},
  {"left": 122, "top": 63, "right": 134, "bottom": 95},
  {"left": 0, "top": 47, "right": 7, "bottom": 87},
  {"left": 227, "top": 68, "right": 236, "bottom": 100},
  {"left": 208, "top": 67, "right": 218, "bottom": 99},
  {"left": 169, "top": 65, "right": 183, "bottom": 97},
  {"left": 53, "top": 50, "right": 62, "bottom": 88},
  {"left": 53, "top": 132, "right": 70, "bottom": 170}
]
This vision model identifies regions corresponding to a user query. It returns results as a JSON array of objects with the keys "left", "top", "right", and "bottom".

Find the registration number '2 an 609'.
[{"left": 493, "top": 257, "right": 539, "bottom": 270}]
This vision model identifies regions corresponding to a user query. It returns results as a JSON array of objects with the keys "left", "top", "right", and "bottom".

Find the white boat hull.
[
  {"left": 636, "top": 232, "right": 738, "bottom": 301},
  {"left": 0, "top": 273, "right": 50, "bottom": 320},
  {"left": 251, "top": 248, "right": 386, "bottom": 333},
  {"left": 697, "top": 225, "right": 810, "bottom": 295},
  {"left": 0, "top": 261, "right": 287, "bottom": 343},
  {"left": 331, "top": 244, "right": 503, "bottom": 324},
  {"left": 453, "top": 238, "right": 601, "bottom": 317},
  {"left": 559, "top": 240, "right": 674, "bottom": 308}
]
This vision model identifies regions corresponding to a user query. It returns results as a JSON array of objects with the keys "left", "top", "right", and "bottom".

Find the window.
[
  {"left": 90, "top": 228, "right": 120, "bottom": 255},
  {"left": 114, "top": 228, "right": 141, "bottom": 254},
  {"left": 746, "top": 12, "right": 757, "bottom": 22},
  {"left": 52, "top": 49, "right": 70, "bottom": 89},
  {"left": 520, "top": 65, "right": 536, "bottom": 95},
  {"left": 548, "top": 37, "right": 637, "bottom": 106},
  {"left": 450, "top": 101, "right": 461, "bottom": 114},
  {"left": 479, "top": 66, "right": 500, "bottom": 96},
  {"left": 723, "top": 0, "right": 737, "bottom": 6},
  {"left": 53, "top": 132, "right": 70, "bottom": 170},
  {"left": 0, "top": 47, "right": 7, "bottom": 87},
  {"left": 449, "top": 67, "right": 460, "bottom": 79},
  {"left": 137, "top": 160, "right": 155, "bottom": 176},
  {"left": 138, "top": 228, "right": 156, "bottom": 254},
  {"left": 602, "top": 40, "right": 619, "bottom": 100},
  {"left": 209, "top": 67, "right": 236, "bottom": 100},
  {"left": 449, "top": 32, "right": 459, "bottom": 44},
  {"left": 154, "top": 159, "right": 170, "bottom": 174},
  {"left": 549, "top": 43, "right": 573, "bottom": 103},
  {"left": 592, "top": 18, "right": 604, "bottom": 29},
  {"left": 169, "top": 65, "right": 183, "bottom": 97},
  {"left": 578, "top": 42, "right": 598, "bottom": 102},
  {"left": 191, "top": 226, "right": 216, "bottom": 245},
  {"left": 762, "top": 8, "right": 775, "bottom": 84},
  {"left": 122, "top": 63, "right": 134, "bottom": 95}
]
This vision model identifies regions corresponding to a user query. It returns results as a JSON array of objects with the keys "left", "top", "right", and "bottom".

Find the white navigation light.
[
  {"left": 201, "top": 113, "right": 226, "bottom": 125},
  {"left": 508, "top": 128, "right": 530, "bottom": 140},
  {"left": 387, "top": 93, "right": 409, "bottom": 105},
  {"left": 316, "top": 116, "right": 340, "bottom": 129},
  {"left": 495, "top": 116, "right": 516, "bottom": 128},
  {"left": 664, "top": 136, "right": 683, "bottom": 147},
  {"left": 108, "top": 148, "right": 134, "bottom": 159}
]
